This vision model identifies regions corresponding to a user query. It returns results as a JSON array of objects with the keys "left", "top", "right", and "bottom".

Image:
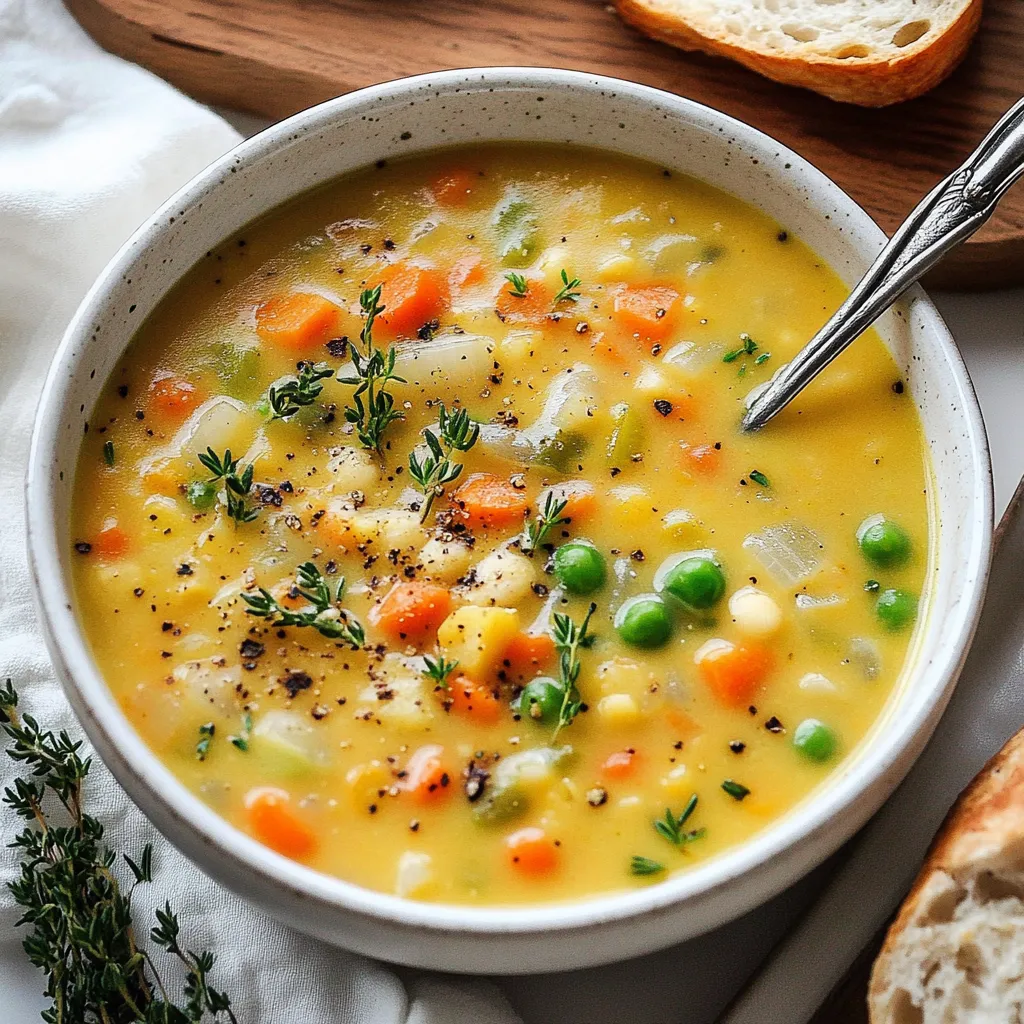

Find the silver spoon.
[{"left": 742, "top": 96, "right": 1024, "bottom": 432}]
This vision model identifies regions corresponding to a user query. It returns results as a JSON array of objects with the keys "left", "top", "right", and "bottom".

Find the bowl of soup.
[{"left": 26, "top": 68, "right": 991, "bottom": 972}]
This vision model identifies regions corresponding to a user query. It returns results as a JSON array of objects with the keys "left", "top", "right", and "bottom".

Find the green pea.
[
  {"left": 553, "top": 541, "right": 607, "bottom": 594},
  {"left": 857, "top": 515, "right": 911, "bottom": 567},
  {"left": 615, "top": 594, "right": 672, "bottom": 648},
  {"left": 793, "top": 719, "right": 838, "bottom": 763},
  {"left": 185, "top": 480, "right": 217, "bottom": 511},
  {"left": 660, "top": 556, "right": 725, "bottom": 609},
  {"left": 517, "top": 677, "right": 563, "bottom": 725},
  {"left": 876, "top": 588, "right": 917, "bottom": 631}
]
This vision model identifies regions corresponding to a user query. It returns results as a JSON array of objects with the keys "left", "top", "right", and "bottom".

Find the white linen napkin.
[{"left": 0, "top": 2, "right": 521, "bottom": 1020}]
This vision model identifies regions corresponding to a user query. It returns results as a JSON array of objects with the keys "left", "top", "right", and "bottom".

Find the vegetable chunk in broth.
[{"left": 71, "top": 145, "right": 928, "bottom": 904}]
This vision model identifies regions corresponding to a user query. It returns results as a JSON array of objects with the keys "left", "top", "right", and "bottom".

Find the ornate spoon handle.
[{"left": 742, "top": 96, "right": 1024, "bottom": 432}]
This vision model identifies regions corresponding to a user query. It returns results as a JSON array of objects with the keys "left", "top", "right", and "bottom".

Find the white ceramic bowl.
[{"left": 26, "top": 68, "right": 992, "bottom": 974}]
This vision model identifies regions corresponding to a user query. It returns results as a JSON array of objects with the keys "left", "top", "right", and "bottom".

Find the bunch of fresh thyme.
[
  {"left": 408, "top": 403, "right": 480, "bottom": 521},
  {"left": 0, "top": 679, "right": 236, "bottom": 1023},
  {"left": 242, "top": 561, "right": 365, "bottom": 647},
  {"left": 267, "top": 361, "right": 334, "bottom": 421},
  {"left": 550, "top": 602, "right": 597, "bottom": 738},
  {"left": 198, "top": 448, "right": 259, "bottom": 525},
  {"left": 338, "top": 285, "right": 406, "bottom": 452}
]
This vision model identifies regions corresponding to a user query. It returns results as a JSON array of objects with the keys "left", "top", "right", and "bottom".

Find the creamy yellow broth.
[{"left": 71, "top": 145, "right": 928, "bottom": 905}]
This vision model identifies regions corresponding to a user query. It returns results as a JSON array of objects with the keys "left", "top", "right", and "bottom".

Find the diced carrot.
[
  {"left": 587, "top": 331, "right": 629, "bottom": 367},
  {"left": 317, "top": 504, "right": 354, "bottom": 549},
  {"left": 665, "top": 707, "right": 703, "bottom": 740},
  {"left": 679, "top": 440, "right": 720, "bottom": 475},
  {"left": 432, "top": 169, "right": 476, "bottom": 206},
  {"left": 451, "top": 473, "right": 530, "bottom": 529},
  {"left": 612, "top": 284, "right": 681, "bottom": 342},
  {"left": 244, "top": 786, "right": 317, "bottom": 860},
  {"left": 92, "top": 522, "right": 130, "bottom": 559},
  {"left": 500, "top": 631, "right": 556, "bottom": 681},
  {"left": 696, "top": 639, "right": 773, "bottom": 707},
  {"left": 450, "top": 253, "right": 485, "bottom": 290},
  {"left": 377, "top": 263, "right": 449, "bottom": 338},
  {"left": 368, "top": 581, "right": 452, "bottom": 643},
  {"left": 149, "top": 374, "right": 203, "bottom": 420},
  {"left": 505, "top": 827, "right": 559, "bottom": 876},
  {"left": 494, "top": 276, "right": 552, "bottom": 325},
  {"left": 401, "top": 744, "right": 452, "bottom": 804},
  {"left": 602, "top": 748, "right": 640, "bottom": 779},
  {"left": 255, "top": 292, "right": 342, "bottom": 350},
  {"left": 141, "top": 461, "right": 179, "bottom": 497},
  {"left": 447, "top": 674, "right": 501, "bottom": 724},
  {"left": 541, "top": 480, "right": 597, "bottom": 524}
]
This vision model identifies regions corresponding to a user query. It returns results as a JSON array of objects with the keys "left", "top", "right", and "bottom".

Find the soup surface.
[{"left": 72, "top": 145, "right": 928, "bottom": 905}]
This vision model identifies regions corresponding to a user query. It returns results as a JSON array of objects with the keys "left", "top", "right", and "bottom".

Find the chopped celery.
[
  {"left": 605, "top": 402, "right": 645, "bottom": 466},
  {"left": 217, "top": 343, "right": 263, "bottom": 401},
  {"left": 535, "top": 429, "right": 589, "bottom": 472},
  {"left": 252, "top": 709, "right": 328, "bottom": 776},
  {"left": 473, "top": 745, "right": 573, "bottom": 825},
  {"left": 494, "top": 188, "right": 539, "bottom": 266}
]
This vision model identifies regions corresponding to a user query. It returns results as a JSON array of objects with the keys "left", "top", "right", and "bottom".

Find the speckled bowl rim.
[{"left": 26, "top": 68, "right": 992, "bottom": 949}]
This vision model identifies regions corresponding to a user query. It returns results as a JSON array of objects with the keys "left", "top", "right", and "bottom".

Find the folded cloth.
[{"left": 0, "top": 2, "right": 521, "bottom": 1020}]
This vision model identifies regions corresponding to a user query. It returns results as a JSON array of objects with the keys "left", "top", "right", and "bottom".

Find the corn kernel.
[{"left": 597, "top": 693, "right": 641, "bottom": 725}]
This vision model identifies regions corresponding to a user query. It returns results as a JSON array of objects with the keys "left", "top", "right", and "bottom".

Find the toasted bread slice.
[
  {"left": 869, "top": 727, "right": 1024, "bottom": 1021},
  {"left": 614, "top": 0, "right": 982, "bottom": 106}
]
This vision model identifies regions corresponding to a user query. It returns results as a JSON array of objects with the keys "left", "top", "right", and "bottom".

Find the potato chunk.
[
  {"left": 437, "top": 606, "right": 521, "bottom": 676},
  {"left": 321, "top": 502, "right": 425, "bottom": 554},
  {"left": 459, "top": 547, "right": 535, "bottom": 607},
  {"left": 324, "top": 446, "right": 380, "bottom": 495},
  {"left": 418, "top": 535, "right": 474, "bottom": 583}
]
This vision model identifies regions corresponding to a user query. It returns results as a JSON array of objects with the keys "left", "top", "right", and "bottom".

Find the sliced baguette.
[
  {"left": 614, "top": 0, "right": 982, "bottom": 106},
  {"left": 869, "top": 727, "right": 1024, "bottom": 1022}
]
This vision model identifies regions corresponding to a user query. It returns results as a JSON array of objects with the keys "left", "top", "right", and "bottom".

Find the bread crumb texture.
[
  {"left": 615, "top": 0, "right": 982, "bottom": 105},
  {"left": 876, "top": 871, "right": 1024, "bottom": 1022},
  {"left": 871, "top": 730, "right": 1024, "bottom": 1022}
]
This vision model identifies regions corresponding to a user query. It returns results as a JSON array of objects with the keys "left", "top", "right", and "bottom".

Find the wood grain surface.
[{"left": 65, "top": 0, "right": 1024, "bottom": 289}]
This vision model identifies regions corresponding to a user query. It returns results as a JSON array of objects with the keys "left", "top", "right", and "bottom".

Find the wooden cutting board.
[{"left": 64, "top": 0, "right": 1024, "bottom": 285}]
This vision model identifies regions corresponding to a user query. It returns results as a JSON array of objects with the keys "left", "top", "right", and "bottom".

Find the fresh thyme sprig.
[
  {"left": 268, "top": 361, "right": 334, "bottom": 420},
  {"left": 521, "top": 492, "right": 569, "bottom": 555},
  {"left": 242, "top": 561, "right": 365, "bottom": 647},
  {"left": 722, "top": 779, "right": 750, "bottom": 801},
  {"left": 722, "top": 333, "right": 758, "bottom": 363},
  {"left": 630, "top": 855, "right": 665, "bottom": 877},
  {"left": 228, "top": 712, "right": 252, "bottom": 753},
  {"left": 408, "top": 403, "right": 481, "bottom": 522},
  {"left": 504, "top": 272, "right": 528, "bottom": 298},
  {"left": 550, "top": 602, "right": 597, "bottom": 739},
  {"left": 654, "top": 794, "right": 706, "bottom": 847},
  {"left": 552, "top": 268, "right": 581, "bottom": 306},
  {"left": 0, "top": 679, "right": 236, "bottom": 1023},
  {"left": 195, "top": 722, "right": 215, "bottom": 761},
  {"left": 422, "top": 655, "right": 459, "bottom": 690},
  {"left": 338, "top": 285, "right": 407, "bottom": 453},
  {"left": 198, "top": 447, "right": 259, "bottom": 524}
]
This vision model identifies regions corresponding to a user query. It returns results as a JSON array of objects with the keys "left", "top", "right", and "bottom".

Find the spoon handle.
[{"left": 742, "top": 96, "right": 1024, "bottom": 432}]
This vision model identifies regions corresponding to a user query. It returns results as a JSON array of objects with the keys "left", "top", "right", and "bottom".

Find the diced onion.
[
  {"left": 395, "top": 851, "right": 433, "bottom": 898},
  {"left": 742, "top": 523, "right": 823, "bottom": 585}
]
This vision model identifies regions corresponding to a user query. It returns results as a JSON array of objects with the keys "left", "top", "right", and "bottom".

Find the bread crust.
[
  {"left": 868, "top": 727, "right": 1024, "bottom": 1019},
  {"left": 614, "top": 0, "right": 983, "bottom": 106}
]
